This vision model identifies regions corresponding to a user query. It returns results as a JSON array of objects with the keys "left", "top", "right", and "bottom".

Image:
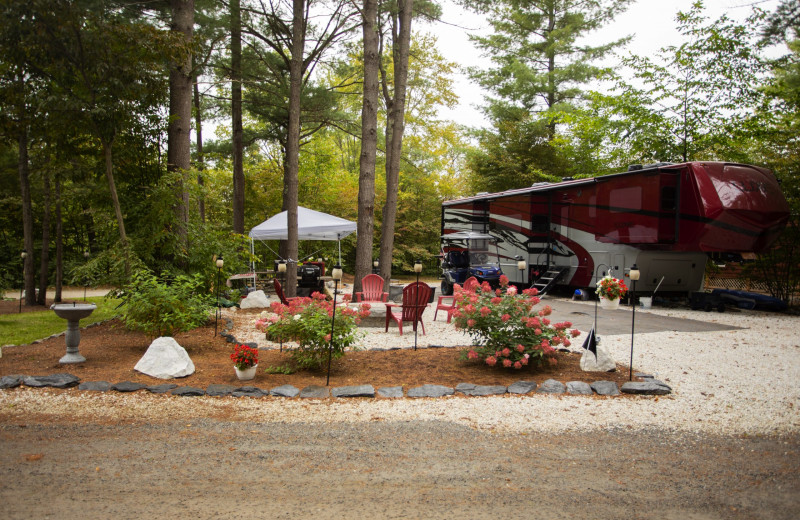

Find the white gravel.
[{"left": 2, "top": 298, "right": 799, "bottom": 436}]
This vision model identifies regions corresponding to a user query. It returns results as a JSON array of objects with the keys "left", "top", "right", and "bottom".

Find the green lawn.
[{"left": 0, "top": 296, "right": 122, "bottom": 346}]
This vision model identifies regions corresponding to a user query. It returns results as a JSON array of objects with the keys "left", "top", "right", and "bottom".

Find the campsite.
[{"left": 2, "top": 1, "right": 799, "bottom": 518}]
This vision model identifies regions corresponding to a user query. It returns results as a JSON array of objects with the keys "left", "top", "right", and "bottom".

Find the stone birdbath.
[{"left": 51, "top": 303, "right": 96, "bottom": 364}]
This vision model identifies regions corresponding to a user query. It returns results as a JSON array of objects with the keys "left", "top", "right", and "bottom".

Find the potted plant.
[
  {"left": 231, "top": 344, "right": 259, "bottom": 380},
  {"left": 596, "top": 275, "right": 628, "bottom": 309}
]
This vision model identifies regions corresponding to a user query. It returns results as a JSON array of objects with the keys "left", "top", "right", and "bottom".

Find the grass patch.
[{"left": 0, "top": 297, "right": 122, "bottom": 346}]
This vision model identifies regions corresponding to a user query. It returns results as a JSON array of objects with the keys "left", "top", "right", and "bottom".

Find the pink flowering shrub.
[
  {"left": 256, "top": 291, "right": 371, "bottom": 370},
  {"left": 452, "top": 275, "right": 581, "bottom": 369}
]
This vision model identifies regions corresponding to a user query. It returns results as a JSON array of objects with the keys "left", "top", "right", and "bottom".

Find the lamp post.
[
  {"left": 83, "top": 251, "right": 90, "bottom": 302},
  {"left": 516, "top": 255, "right": 527, "bottom": 285},
  {"left": 326, "top": 264, "right": 343, "bottom": 385},
  {"left": 373, "top": 259, "right": 379, "bottom": 275},
  {"left": 628, "top": 263, "right": 640, "bottom": 380},
  {"left": 214, "top": 255, "right": 224, "bottom": 336},
  {"left": 413, "top": 260, "right": 422, "bottom": 351},
  {"left": 19, "top": 251, "right": 26, "bottom": 313}
]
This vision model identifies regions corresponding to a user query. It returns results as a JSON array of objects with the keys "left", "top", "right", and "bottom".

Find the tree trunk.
[
  {"left": 193, "top": 76, "right": 206, "bottom": 223},
  {"left": 54, "top": 172, "right": 63, "bottom": 303},
  {"left": 37, "top": 170, "right": 52, "bottom": 305},
  {"left": 168, "top": 0, "right": 194, "bottom": 248},
  {"left": 282, "top": 0, "right": 306, "bottom": 297},
  {"left": 231, "top": 0, "right": 245, "bottom": 234},
  {"left": 101, "top": 139, "right": 130, "bottom": 277},
  {"left": 379, "top": 0, "right": 413, "bottom": 287},
  {"left": 353, "top": 0, "right": 380, "bottom": 295},
  {"left": 18, "top": 127, "right": 35, "bottom": 306}
]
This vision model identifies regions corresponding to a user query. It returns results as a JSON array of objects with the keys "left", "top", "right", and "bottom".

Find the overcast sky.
[{"left": 431, "top": 0, "right": 782, "bottom": 128}]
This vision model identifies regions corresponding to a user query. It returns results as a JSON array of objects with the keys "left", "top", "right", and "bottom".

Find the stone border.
[{"left": 0, "top": 373, "right": 671, "bottom": 398}]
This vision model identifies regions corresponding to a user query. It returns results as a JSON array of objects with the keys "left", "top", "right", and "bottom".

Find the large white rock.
[
  {"left": 580, "top": 344, "right": 617, "bottom": 372},
  {"left": 134, "top": 337, "right": 195, "bottom": 379},
  {"left": 240, "top": 290, "right": 270, "bottom": 309}
]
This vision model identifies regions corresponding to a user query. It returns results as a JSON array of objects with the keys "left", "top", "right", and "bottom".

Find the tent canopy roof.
[{"left": 249, "top": 206, "right": 356, "bottom": 241}]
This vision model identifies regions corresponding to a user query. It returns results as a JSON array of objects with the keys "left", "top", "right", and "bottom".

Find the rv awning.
[{"left": 249, "top": 206, "right": 356, "bottom": 242}]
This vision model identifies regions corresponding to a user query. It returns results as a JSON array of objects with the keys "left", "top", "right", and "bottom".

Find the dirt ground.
[{"left": 1, "top": 419, "right": 798, "bottom": 519}]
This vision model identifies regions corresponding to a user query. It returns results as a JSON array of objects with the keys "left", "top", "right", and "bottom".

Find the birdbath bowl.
[{"left": 51, "top": 303, "right": 96, "bottom": 364}]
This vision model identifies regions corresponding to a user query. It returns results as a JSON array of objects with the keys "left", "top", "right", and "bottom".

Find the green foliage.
[
  {"left": 119, "top": 270, "right": 213, "bottom": 338},
  {"left": 0, "top": 296, "right": 121, "bottom": 346},
  {"left": 256, "top": 294, "right": 370, "bottom": 371},
  {"left": 263, "top": 364, "right": 296, "bottom": 375},
  {"left": 462, "top": 0, "right": 632, "bottom": 186},
  {"left": 608, "top": 3, "right": 769, "bottom": 163}
]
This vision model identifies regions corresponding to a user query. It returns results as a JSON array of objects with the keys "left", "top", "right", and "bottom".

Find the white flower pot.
[
  {"left": 600, "top": 297, "right": 620, "bottom": 310},
  {"left": 234, "top": 364, "right": 258, "bottom": 381}
]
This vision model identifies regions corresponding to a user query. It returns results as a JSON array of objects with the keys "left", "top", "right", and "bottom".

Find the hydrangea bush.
[
  {"left": 256, "top": 292, "right": 371, "bottom": 370},
  {"left": 452, "top": 275, "right": 580, "bottom": 369}
]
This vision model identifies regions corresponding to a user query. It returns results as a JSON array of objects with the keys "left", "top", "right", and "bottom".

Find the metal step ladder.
[{"left": 531, "top": 267, "right": 568, "bottom": 295}]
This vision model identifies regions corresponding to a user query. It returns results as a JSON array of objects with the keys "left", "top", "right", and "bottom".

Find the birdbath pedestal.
[{"left": 51, "top": 303, "right": 96, "bottom": 364}]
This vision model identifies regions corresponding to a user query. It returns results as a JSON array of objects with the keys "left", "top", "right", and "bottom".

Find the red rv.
[{"left": 441, "top": 162, "right": 790, "bottom": 294}]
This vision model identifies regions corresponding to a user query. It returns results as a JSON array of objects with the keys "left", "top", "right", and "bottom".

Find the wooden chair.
[
  {"left": 273, "top": 279, "right": 300, "bottom": 305},
  {"left": 434, "top": 276, "right": 478, "bottom": 323},
  {"left": 355, "top": 273, "right": 389, "bottom": 303},
  {"left": 385, "top": 282, "right": 432, "bottom": 336}
]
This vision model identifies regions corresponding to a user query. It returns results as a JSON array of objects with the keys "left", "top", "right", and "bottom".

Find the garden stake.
[
  {"left": 413, "top": 260, "right": 422, "bottom": 351},
  {"left": 19, "top": 251, "right": 27, "bottom": 313},
  {"left": 326, "top": 265, "right": 343, "bottom": 385},
  {"left": 214, "top": 255, "right": 223, "bottom": 336},
  {"left": 629, "top": 264, "right": 640, "bottom": 380}
]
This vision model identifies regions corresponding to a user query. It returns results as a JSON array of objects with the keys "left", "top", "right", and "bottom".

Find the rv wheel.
[{"left": 441, "top": 280, "right": 453, "bottom": 296}]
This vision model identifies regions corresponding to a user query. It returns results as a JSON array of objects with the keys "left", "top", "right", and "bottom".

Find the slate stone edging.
[{"left": 2, "top": 373, "right": 674, "bottom": 399}]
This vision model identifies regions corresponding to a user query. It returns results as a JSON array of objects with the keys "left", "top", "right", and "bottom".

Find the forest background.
[{"left": 1, "top": 0, "right": 798, "bottom": 306}]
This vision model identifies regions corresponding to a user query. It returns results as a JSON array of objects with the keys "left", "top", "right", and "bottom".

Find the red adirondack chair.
[
  {"left": 385, "top": 282, "right": 432, "bottom": 335},
  {"left": 273, "top": 279, "right": 300, "bottom": 305},
  {"left": 434, "top": 276, "right": 478, "bottom": 323},
  {"left": 355, "top": 273, "right": 389, "bottom": 303}
]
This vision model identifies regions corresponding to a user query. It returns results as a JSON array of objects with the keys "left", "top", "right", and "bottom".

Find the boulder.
[
  {"left": 240, "top": 290, "right": 270, "bottom": 309},
  {"left": 134, "top": 337, "right": 195, "bottom": 379},
  {"left": 580, "top": 344, "right": 617, "bottom": 372}
]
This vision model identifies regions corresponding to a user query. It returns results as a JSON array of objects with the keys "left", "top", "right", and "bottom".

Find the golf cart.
[{"left": 439, "top": 231, "right": 503, "bottom": 295}]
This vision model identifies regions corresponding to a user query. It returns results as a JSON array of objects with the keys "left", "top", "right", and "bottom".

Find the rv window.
[
  {"left": 661, "top": 186, "right": 677, "bottom": 211},
  {"left": 531, "top": 215, "right": 548, "bottom": 233},
  {"left": 610, "top": 186, "right": 642, "bottom": 212}
]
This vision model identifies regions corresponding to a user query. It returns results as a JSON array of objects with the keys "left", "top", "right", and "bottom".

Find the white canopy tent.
[{"left": 248, "top": 206, "right": 357, "bottom": 270}]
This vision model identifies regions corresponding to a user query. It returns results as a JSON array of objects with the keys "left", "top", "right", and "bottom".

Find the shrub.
[
  {"left": 256, "top": 292, "right": 371, "bottom": 370},
  {"left": 120, "top": 270, "right": 213, "bottom": 337},
  {"left": 453, "top": 275, "right": 581, "bottom": 369}
]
